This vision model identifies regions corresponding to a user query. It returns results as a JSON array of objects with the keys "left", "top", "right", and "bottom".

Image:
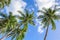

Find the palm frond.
[
  {"left": 29, "top": 21, "right": 35, "bottom": 25},
  {"left": 38, "top": 10, "right": 46, "bottom": 14},
  {"left": 0, "top": 0, "right": 11, "bottom": 8},
  {"left": 42, "top": 8, "right": 48, "bottom": 12},
  {"left": 23, "top": 23, "right": 28, "bottom": 32},
  {"left": 18, "top": 11, "right": 25, "bottom": 17},
  {"left": 51, "top": 18, "right": 56, "bottom": 30},
  {"left": 38, "top": 15, "right": 45, "bottom": 19},
  {"left": 25, "top": 9, "right": 29, "bottom": 17},
  {"left": 0, "top": 13, "right": 7, "bottom": 18}
]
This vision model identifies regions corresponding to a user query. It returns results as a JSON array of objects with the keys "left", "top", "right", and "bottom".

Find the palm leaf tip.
[
  {"left": 37, "top": 15, "right": 44, "bottom": 19},
  {"left": 51, "top": 19, "right": 56, "bottom": 30},
  {"left": 18, "top": 11, "right": 25, "bottom": 17},
  {"left": 29, "top": 21, "right": 35, "bottom": 25}
]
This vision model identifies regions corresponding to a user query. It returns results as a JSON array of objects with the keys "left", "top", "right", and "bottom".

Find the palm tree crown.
[
  {"left": 0, "top": 12, "right": 17, "bottom": 34},
  {"left": 38, "top": 7, "right": 60, "bottom": 40},
  {"left": 38, "top": 7, "right": 60, "bottom": 30}
]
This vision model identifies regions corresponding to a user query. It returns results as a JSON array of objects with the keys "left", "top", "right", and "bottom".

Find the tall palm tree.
[
  {"left": 0, "top": 10, "right": 35, "bottom": 40},
  {"left": 11, "top": 9, "right": 35, "bottom": 40},
  {"left": 38, "top": 7, "right": 60, "bottom": 40},
  {"left": 0, "top": 12, "right": 18, "bottom": 40},
  {"left": 0, "top": 0, "right": 11, "bottom": 8},
  {"left": 14, "top": 10, "right": 35, "bottom": 40}
]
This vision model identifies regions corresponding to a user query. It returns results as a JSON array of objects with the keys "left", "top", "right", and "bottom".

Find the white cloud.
[
  {"left": 8, "top": 0, "right": 27, "bottom": 16},
  {"left": 35, "top": 0, "right": 55, "bottom": 10},
  {"left": 37, "top": 19, "right": 44, "bottom": 33},
  {"left": 38, "top": 26, "right": 44, "bottom": 33},
  {"left": 35, "top": 19, "right": 44, "bottom": 33}
]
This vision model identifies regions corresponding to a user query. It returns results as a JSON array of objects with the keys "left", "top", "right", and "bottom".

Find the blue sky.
[
  {"left": 1, "top": 0, "right": 60, "bottom": 40},
  {"left": 24, "top": 0, "right": 60, "bottom": 40}
]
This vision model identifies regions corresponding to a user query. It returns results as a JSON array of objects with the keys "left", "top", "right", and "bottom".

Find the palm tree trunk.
[
  {"left": 0, "top": 24, "right": 21, "bottom": 40},
  {"left": 0, "top": 34, "right": 9, "bottom": 40},
  {"left": 44, "top": 26, "right": 49, "bottom": 40},
  {"left": 0, "top": 29, "right": 15, "bottom": 40}
]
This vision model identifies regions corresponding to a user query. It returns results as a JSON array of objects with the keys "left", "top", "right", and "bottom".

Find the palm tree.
[
  {"left": 0, "top": 0, "right": 11, "bottom": 8},
  {"left": 13, "top": 10, "right": 35, "bottom": 40},
  {"left": 0, "top": 9, "right": 35, "bottom": 40},
  {"left": 11, "top": 9, "right": 35, "bottom": 40},
  {"left": 38, "top": 7, "right": 60, "bottom": 40},
  {"left": 0, "top": 12, "right": 18, "bottom": 40}
]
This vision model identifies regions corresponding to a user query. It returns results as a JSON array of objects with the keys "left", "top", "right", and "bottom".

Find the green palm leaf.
[
  {"left": 18, "top": 11, "right": 25, "bottom": 17},
  {"left": 51, "top": 18, "right": 56, "bottom": 30},
  {"left": 0, "top": 0, "right": 11, "bottom": 8},
  {"left": 38, "top": 15, "right": 45, "bottom": 19},
  {"left": 29, "top": 21, "right": 35, "bottom": 25}
]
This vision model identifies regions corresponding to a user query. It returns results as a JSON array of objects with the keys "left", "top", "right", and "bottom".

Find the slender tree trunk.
[
  {"left": 0, "top": 33, "right": 10, "bottom": 40},
  {"left": 44, "top": 26, "right": 49, "bottom": 40},
  {"left": 0, "top": 29, "right": 15, "bottom": 40},
  {"left": 0, "top": 24, "right": 21, "bottom": 40}
]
